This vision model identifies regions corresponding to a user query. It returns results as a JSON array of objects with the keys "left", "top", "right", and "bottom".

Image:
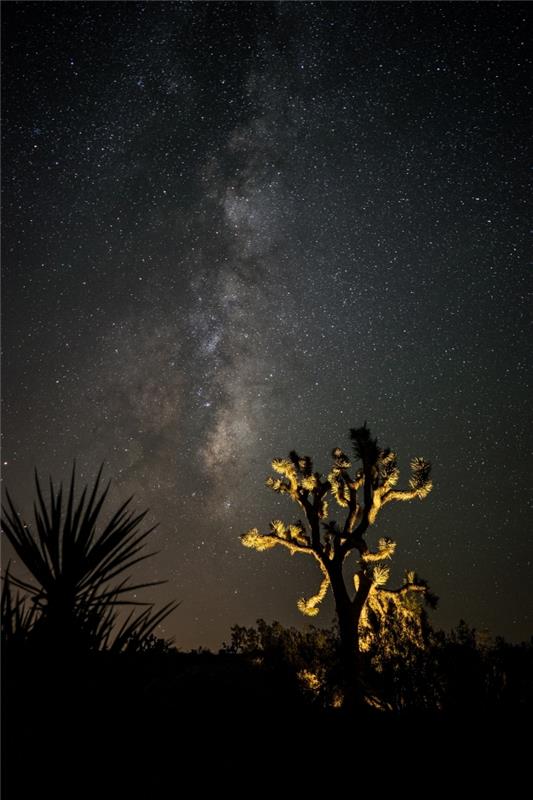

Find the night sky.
[{"left": 2, "top": 2, "right": 531, "bottom": 649}]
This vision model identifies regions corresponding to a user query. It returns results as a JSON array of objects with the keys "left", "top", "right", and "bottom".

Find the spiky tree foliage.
[
  {"left": 1, "top": 465, "right": 178, "bottom": 652},
  {"left": 242, "top": 424, "right": 435, "bottom": 700}
]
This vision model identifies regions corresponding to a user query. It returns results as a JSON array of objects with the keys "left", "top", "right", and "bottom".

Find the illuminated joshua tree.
[{"left": 242, "top": 424, "right": 436, "bottom": 695}]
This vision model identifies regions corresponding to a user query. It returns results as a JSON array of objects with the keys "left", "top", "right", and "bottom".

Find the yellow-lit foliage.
[
  {"left": 241, "top": 528, "right": 278, "bottom": 552},
  {"left": 360, "top": 577, "right": 431, "bottom": 658},
  {"left": 328, "top": 468, "right": 350, "bottom": 508},
  {"left": 409, "top": 457, "right": 433, "bottom": 498},
  {"left": 297, "top": 669, "right": 322, "bottom": 694},
  {"left": 301, "top": 475, "right": 318, "bottom": 491},
  {"left": 372, "top": 565, "right": 390, "bottom": 587},
  {"left": 297, "top": 564, "right": 330, "bottom": 617},
  {"left": 265, "top": 476, "right": 290, "bottom": 495},
  {"left": 361, "top": 537, "right": 396, "bottom": 562}
]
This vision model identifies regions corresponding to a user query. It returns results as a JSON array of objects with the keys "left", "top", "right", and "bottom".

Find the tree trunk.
[
  {"left": 328, "top": 562, "right": 361, "bottom": 706},
  {"left": 329, "top": 560, "right": 374, "bottom": 709}
]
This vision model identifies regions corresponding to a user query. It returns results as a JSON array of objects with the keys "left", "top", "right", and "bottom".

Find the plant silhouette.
[
  {"left": 242, "top": 423, "right": 436, "bottom": 704},
  {"left": 1, "top": 565, "right": 38, "bottom": 649},
  {"left": 1, "top": 464, "right": 177, "bottom": 652}
]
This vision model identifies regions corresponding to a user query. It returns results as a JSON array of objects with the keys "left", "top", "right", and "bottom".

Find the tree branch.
[
  {"left": 241, "top": 521, "right": 313, "bottom": 555},
  {"left": 381, "top": 489, "right": 420, "bottom": 505},
  {"left": 376, "top": 584, "right": 427, "bottom": 599},
  {"left": 300, "top": 495, "right": 322, "bottom": 552},
  {"left": 361, "top": 537, "right": 397, "bottom": 562},
  {"left": 297, "top": 561, "right": 330, "bottom": 617}
]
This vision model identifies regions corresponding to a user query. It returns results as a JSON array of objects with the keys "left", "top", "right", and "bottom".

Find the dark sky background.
[{"left": 2, "top": 1, "right": 531, "bottom": 649}]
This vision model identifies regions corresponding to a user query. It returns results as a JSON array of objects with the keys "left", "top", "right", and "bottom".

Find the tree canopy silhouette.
[
  {"left": 242, "top": 423, "right": 436, "bottom": 703},
  {"left": 1, "top": 464, "right": 177, "bottom": 653}
]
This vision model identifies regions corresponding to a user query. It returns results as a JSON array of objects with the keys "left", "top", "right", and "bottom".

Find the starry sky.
[{"left": 2, "top": 1, "right": 531, "bottom": 649}]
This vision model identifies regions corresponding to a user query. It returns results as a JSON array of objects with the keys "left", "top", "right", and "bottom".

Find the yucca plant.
[{"left": 1, "top": 465, "right": 178, "bottom": 653}]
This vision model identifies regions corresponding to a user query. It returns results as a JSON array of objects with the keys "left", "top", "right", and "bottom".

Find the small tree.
[{"left": 241, "top": 424, "right": 436, "bottom": 702}]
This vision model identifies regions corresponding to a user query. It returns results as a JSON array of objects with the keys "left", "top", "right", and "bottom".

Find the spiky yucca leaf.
[
  {"left": 59, "top": 589, "right": 179, "bottom": 653},
  {"left": 106, "top": 599, "right": 179, "bottom": 653}
]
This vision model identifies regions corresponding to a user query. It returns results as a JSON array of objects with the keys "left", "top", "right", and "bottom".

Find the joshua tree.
[
  {"left": 1, "top": 465, "right": 177, "bottom": 653},
  {"left": 241, "top": 424, "right": 436, "bottom": 700}
]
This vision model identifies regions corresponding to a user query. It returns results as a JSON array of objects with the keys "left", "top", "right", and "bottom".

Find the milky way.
[{"left": 3, "top": 2, "right": 531, "bottom": 647}]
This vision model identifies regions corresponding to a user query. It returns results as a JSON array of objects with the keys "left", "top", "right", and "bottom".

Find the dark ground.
[{"left": 3, "top": 644, "right": 531, "bottom": 795}]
